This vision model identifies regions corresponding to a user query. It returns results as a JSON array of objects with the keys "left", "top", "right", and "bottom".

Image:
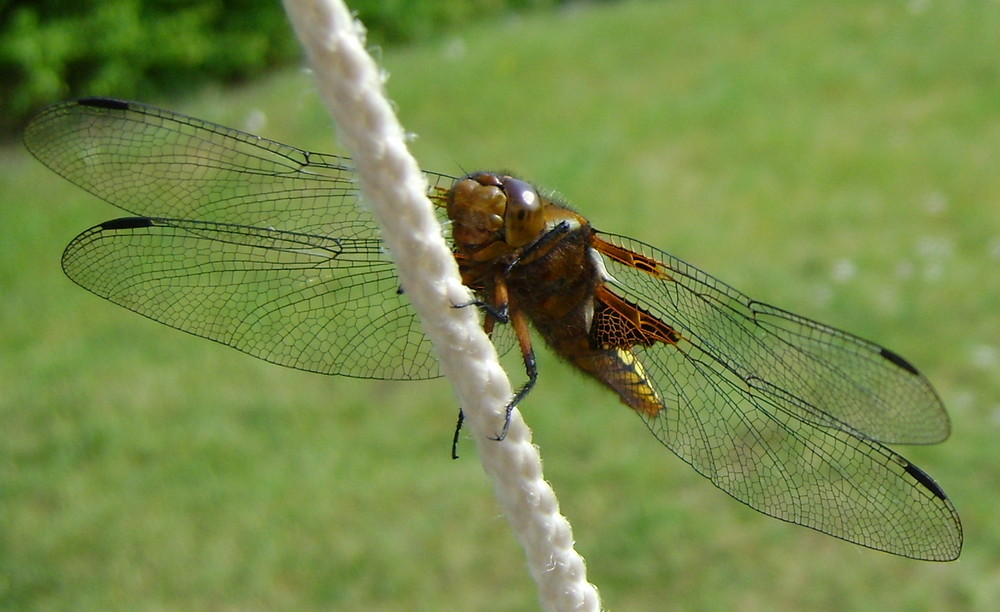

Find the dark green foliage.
[
  {"left": 1, "top": 0, "right": 292, "bottom": 134},
  {"left": 0, "top": 0, "right": 559, "bottom": 135}
]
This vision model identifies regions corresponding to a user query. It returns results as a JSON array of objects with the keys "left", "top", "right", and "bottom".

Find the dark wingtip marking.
[
  {"left": 100, "top": 217, "right": 154, "bottom": 230},
  {"left": 904, "top": 461, "right": 948, "bottom": 501},
  {"left": 77, "top": 97, "right": 130, "bottom": 111},
  {"left": 880, "top": 347, "right": 920, "bottom": 376}
]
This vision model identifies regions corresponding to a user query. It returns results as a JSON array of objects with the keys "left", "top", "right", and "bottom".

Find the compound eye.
[{"left": 502, "top": 177, "right": 545, "bottom": 247}]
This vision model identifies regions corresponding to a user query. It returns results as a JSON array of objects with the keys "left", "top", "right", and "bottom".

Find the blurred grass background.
[
  {"left": 3, "top": 0, "right": 1000, "bottom": 609},
  {"left": 0, "top": 0, "right": 558, "bottom": 135}
]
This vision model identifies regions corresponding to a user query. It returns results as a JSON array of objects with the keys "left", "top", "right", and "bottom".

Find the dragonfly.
[{"left": 24, "top": 97, "right": 962, "bottom": 561}]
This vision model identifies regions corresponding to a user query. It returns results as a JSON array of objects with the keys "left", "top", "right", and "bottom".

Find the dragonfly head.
[{"left": 447, "top": 172, "right": 546, "bottom": 256}]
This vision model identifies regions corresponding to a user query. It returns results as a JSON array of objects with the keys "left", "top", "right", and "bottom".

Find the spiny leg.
[{"left": 491, "top": 297, "right": 537, "bottom": 441}]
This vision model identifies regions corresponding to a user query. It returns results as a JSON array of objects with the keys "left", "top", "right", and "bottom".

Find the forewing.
[
  {"left": 595, "top": 232, "right": 961, "bottom": 560},
  {"left": 24, "top": 98, "right": 455, "bottom": 236}
]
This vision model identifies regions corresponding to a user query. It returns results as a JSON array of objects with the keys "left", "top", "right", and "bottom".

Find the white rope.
[{"left": 281, "top": 1, "right": 601, "bottom": 610}]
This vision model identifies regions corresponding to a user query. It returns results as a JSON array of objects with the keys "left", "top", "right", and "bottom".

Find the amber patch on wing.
[
  {"left": 592, "top": 236, "right": 673, "bottom": 280},
  {"left": 593, "top": 285, "right": 681, "bottom": 349}
]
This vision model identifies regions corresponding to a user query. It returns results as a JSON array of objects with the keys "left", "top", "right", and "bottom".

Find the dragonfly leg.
[
  {"left": 503, "top": 220, "right": 572, "bottom": 273},
  {"left": 451, "top": 409, "right": 465, "bottom": 460},
  {"left": 492, "top": 355, "right": 537, "bottom": 442},
  {"left": 452, "top": 299, "right": 509, "bottom": 323},
  {"left": 491, "top": 298, "right": 537, "bottom": 442}
]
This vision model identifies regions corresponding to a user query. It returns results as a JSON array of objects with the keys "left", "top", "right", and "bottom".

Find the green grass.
[{"left": 3, "top": 0, "right": 1000, "bottom": 609}]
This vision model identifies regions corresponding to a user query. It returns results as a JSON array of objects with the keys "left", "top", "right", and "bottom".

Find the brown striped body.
[{"left": 447, "top": 172, "right": 678, "bottom": 418}]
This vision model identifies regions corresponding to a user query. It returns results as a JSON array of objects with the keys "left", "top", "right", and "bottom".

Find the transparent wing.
[
  {"left": 24, "top": 98, "right": 458, "bottom": 236},
  {"left": 61, "top": 217, "right": 443, "bottom": 379},
  {"left": 24, "top": 98, "right": 503, "bottom": 379},
  {"left": 596, "top": 231, "right": 961, "bottom": 560}
]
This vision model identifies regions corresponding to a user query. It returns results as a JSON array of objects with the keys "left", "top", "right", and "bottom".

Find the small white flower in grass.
[
  {"left": 830, "top": 258, "right": 856, "bottom": 284},
  {"left": 970, "top": 344, "right": 998, "bottom": 370},
  {"left": 922, "top": 191, "right": 948, "bottom": 216},
  {"left": 987, "top": 236, "right": 1000, "bottom": 260}
]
